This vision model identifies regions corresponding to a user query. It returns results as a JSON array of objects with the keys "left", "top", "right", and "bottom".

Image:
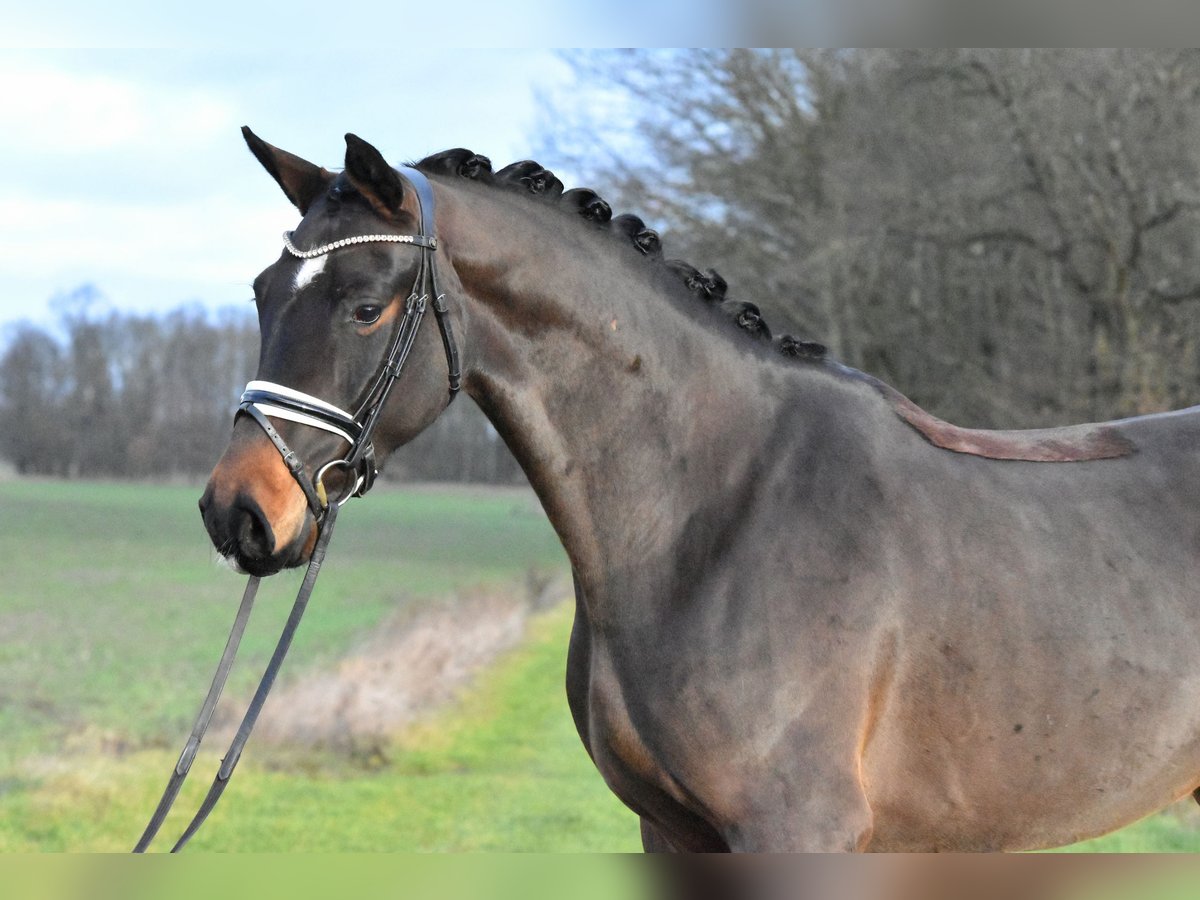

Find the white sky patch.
[
  {"left": 0, "top": 187, "right": 295, "bottom": 328},
  {"left": 2, "top": 2, "right": 733, "bottom": 48},
  {"left": 0, "top": 49, "right": 582, "bottom": 328},
  {"left": 0, "top": 57, "right": 234, "bottom": 157},
  {"left": 0, "top": 190, "right": 291, "bottom": 284}
]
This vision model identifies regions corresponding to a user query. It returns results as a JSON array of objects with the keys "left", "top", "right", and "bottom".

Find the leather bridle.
[
  {"left": 242, "top": 165, "right": 461, "bottom": 516},
  {"left": 133, "top": 167, "right": 459, "bottom": 852}
]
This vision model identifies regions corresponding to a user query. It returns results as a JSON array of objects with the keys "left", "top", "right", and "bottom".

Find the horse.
[{"left": 200, "top": 128, "right": 1200, "bottom": 852}]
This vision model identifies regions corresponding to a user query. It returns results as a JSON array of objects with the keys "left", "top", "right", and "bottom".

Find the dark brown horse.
[{"left": 201, "top": 129, "right": 1200, "bottom": 852}]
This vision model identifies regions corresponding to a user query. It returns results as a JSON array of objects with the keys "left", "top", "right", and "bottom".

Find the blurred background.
[
  {"left": 9, "top": 49, "right": 1200, "bottom": 483},
  {"left": 2, "top": 49, "right": 1200, "bottom": 857}
]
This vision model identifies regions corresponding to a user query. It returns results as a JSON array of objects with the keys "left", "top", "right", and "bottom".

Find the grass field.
[
  {"left": 0, "top": 479, "right": 1197, "bottom": 852},
  {"left": 0, "top": 479, "right": 568, "bottom": 762}
]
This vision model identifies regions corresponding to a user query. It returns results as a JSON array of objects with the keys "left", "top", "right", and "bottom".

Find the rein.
[{"left": 133, "top": 167, "right": 459, "bottom": 852}]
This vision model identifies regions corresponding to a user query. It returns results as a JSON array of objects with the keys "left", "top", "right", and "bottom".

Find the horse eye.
[{"left": 353, "top": 304, "right": 383, "bottom": 325}]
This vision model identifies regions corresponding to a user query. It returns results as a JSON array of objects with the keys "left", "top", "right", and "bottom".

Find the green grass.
[
  {"left": 0, "top": 479, "right": 566, "bottom": 763},
  {"left": 0, "top": 478, "right": 640, "bottom": 852},
  {"left": 0, "top": 603, "right": 640, "bottom": 852},
  {"left": 1054, "top": 803, "right": 1200, "bottom": 852},
  {"left": 1, "top": 478, "right": 1198, "bottom": 853}
]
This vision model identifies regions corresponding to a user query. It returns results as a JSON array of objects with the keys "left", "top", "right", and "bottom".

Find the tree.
[
  {"left": 539, "top": 50, "right": 1200, "bottom": 427},
  {"left": 0, "top": 298, "right": 526, "bottom": 485},
  {"left": 0, "top": 323, "right": 69, "bottom": 475},
  {"left": 0, "top": 301, "right": 261, "bottom": 480}
]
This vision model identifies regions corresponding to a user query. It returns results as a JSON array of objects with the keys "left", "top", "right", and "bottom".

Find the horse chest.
[
  {"left": 575, "top": 645, "right": 665, "bottom": 781},
  {"left": 566, "top": 615, "right": 706, "bottom": 820}
]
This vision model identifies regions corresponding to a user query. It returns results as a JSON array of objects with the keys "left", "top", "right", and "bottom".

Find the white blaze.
[{"left": 293, "top": 256, "right": 326, "bottom": 293}]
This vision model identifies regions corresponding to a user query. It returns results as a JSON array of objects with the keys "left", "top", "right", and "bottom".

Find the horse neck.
[{"left": 435, "top": 182, "right": 799, "bottom": 591}]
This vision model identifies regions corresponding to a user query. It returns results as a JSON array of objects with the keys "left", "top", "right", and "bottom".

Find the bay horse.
[{"left": 200, "top": 128, "right": 1200, "bottom": 852}]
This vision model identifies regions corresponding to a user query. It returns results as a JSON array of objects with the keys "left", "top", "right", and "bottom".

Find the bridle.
[
  {"left": 243, "top": 166, "right": 461, "bottom": 516},
  {"left": 133, "top": 166, "right": 459, "bottom": 852}
]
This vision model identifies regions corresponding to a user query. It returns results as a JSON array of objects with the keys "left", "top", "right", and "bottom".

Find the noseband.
[
  {"left": 133, "top": 166, "right": 458, "bottom": 852},
  {"left": 240, "top": 166, "right": 461, "bottom": 517}
]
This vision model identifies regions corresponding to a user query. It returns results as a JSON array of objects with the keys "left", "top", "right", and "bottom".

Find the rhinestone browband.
[{"left": 282, "top": 230, "right": 436, "bottom": 259}]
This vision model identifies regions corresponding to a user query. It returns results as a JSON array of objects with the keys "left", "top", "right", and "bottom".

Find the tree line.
[
  {"left": 9, "top": 51, "right": 1200, "bottom": 482},
  {"left": 544, "top": 49, "right": 1200, "bottom": 428},
  {"left": 0, "top": 289, "right": 524, "bottom": 483}
]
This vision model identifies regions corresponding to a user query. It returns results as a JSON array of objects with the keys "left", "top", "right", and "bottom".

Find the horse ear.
[
  {"left": 241, "top": 126, "right": 333, "bottom": 214},
  {"left": 344, "top": 133, "right": 406, "bottom": 220}
]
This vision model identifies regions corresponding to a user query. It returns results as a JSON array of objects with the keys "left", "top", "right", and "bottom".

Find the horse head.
[{"left": 200, "top": 130, "right": 459, "bottom": 576}]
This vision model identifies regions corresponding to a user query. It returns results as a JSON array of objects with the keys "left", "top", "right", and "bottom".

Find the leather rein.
[{"left": 133, "top": 167, "right": 459, "bottom": 852}]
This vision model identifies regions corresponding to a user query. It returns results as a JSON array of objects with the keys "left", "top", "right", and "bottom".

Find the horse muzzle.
[{"left": 200, "top": 423, "right": 318, "bottom": 576}]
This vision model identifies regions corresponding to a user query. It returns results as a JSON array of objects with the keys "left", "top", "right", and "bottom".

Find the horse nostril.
[
  {"left": 231, "top": 494, "right": 276, "bottom": 560},
  {"left": 198, "top": 485, "right": 214, "bottom": 519}
]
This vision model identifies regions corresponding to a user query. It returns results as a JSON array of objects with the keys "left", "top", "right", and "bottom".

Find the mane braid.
[
  {"left": 495, "top": 160, "right": 564, "bottom": 200},
  {"left": 561, "top": 188, "right": 612, "bottom": 225},
  {"left": 395, "top": 150, "right": 1139, "bottom": 465},
  {"left": 776, "top": 334, "right": 828, "bottom": 361},
  {"left": 414, "top": 149, "right": 843, "bottom": 358},
  {"left": 416, "top": 149, "right": 494, "bottom": 183}
]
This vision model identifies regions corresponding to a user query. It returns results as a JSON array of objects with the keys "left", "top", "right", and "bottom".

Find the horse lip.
[
  {"left": 232, "top": 526, "right": 315, "bottom": 577},
  {"left": 219, "top": 553, "right": 247, "bottom": 575},
  {"left": 233, "top": 550, "right": 288, "bottom": 578}
]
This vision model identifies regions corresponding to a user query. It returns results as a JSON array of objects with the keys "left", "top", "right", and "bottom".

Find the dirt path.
[{"left": 214, "top": 575, "right": 568, "bottom": 754}]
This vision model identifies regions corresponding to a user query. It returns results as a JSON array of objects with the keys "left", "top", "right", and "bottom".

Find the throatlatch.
[{"left": 133, "top": 167, "right": 459, "bottom": 852}]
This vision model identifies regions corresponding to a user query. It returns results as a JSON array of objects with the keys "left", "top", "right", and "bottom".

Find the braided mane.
[
  {"left": 414, "top": 148, "right": 827, "bottom": 365},
  {"left": 411, "top": 148, "right": 1138, "bottom": 464}
]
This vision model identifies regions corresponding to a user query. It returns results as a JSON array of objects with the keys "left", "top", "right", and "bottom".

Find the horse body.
[
  {"left": 203, "top": 131, "right": 1200, "bottom": 851},
  {"left": 438, "top": 178, "right": 1200, "bottom": 851},
  {"left": 575, "top": 395, "right": 1200, "bottom": 851},
  {"left": 864, "top": 410, "right": 1200, "bottom": 850}
]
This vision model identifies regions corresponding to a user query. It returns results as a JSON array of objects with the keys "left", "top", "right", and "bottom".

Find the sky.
[
  {"left": 2, "top": 4, "right": 1138, "bottom": 337},
  {"left": 0, "top": 48, "right": 593, "bottom": 331},
  {"left": 1, "top": 0, "right": 784, "bottom": 335}
]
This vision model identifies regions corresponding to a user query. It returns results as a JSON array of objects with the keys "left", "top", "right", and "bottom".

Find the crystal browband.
[{"left": 282, "top": 230, "right": 437, "bottom": 259}]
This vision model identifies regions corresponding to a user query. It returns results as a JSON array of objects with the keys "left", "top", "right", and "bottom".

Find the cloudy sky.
[
  {"left": 0, "top": 47, "right": 595, "bottom": 330},
  {"left": 0, "top": 0, "right": 747, "bottom": 332},
  {"left": 1, "top": 2, "right": 934, "bottom": 335}
]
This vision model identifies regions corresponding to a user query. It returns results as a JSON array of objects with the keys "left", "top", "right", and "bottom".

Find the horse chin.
[
  {"left": 230, "top": 551, "right": 288, "bottom": 578},
  {"left": 227, "top": 520, "right": 317, "bottom": 578},
  {"left": 216, "top": 553, "right": 246, "bottom": 575}
]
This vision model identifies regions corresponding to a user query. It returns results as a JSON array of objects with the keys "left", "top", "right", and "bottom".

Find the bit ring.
[{"left": 314, "top": 459, "right": 362, "bottom": 510}]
